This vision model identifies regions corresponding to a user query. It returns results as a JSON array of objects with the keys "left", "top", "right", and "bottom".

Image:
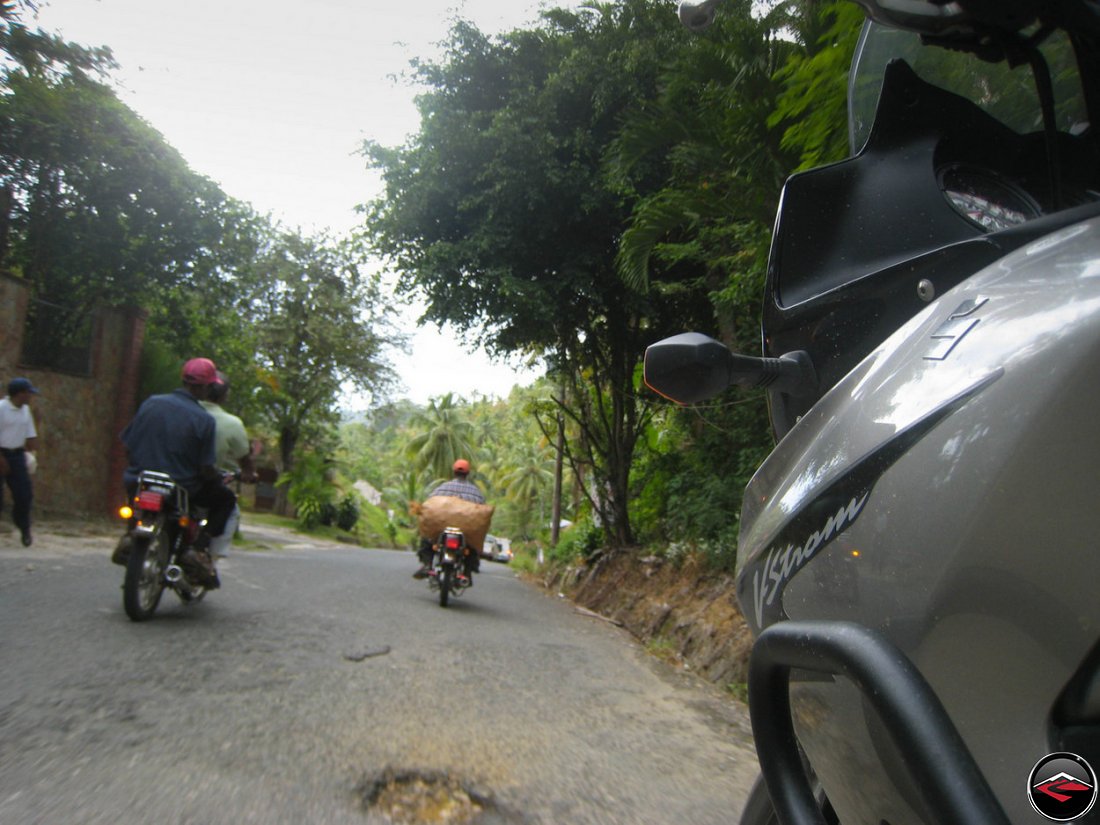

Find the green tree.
[
  {"left": 0, "top": 12, "right": 277, "bottom": 414},
  {"left": 338, "top": 399, "right": 423, "bottom": 494},
  {"left": 239, "top": 230, "right": 399, "bottom": 510},
  {"left": 353, "top": 1, "right": 865, "bottom": 554},
  {"left": 278, "top": 450, "right": 336, "bottom": 528},
  {"left": 609, "top": 0, "right": 832, "bottom": 345},
  {"left": 385, "top": 466, "right": 432, "bottom": 516},
  {"left": 500, "top": 440, "right": 554, "bottom": 539},
  {"left": 3, "top": 7, "right": 403, "bottom": 515},
  {"left": 0, "top": 3, "right": 36, "bottom": 23},
  {"left": 608, "top": 1, "right": 863, "bottom": 560},
  {"left": 364, "top": 1, "right": 696, "bottom": 547},
  {"left": 768, "top": 0, "right": 864, "bottom": 171},
  {"left": 0, "top": 21, "right": 233, "bottom": 359},
  {"left": 406, "top": 392, "right": 478, "bottom": 484}
]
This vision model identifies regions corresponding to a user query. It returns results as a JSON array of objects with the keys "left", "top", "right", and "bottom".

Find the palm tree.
[
  {"left": 383, "top": 467, "right": 433, "bottom": 518},
  {"left": 405, "top": 393, "right": 478, "bottom": 484},
  {"left": 500, "top": 441, "right": 555, "bottom": 539}
]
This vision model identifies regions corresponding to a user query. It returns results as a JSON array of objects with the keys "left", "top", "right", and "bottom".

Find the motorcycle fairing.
[
  {"left": 762, "top": 50, "right": 1100, "bottom": 437},
  {"left": 736, "top": 216, "right": 1100, "bottom": 823},
  {"left": 738, "top": 369, "right": 1000, "bottom": 632}
]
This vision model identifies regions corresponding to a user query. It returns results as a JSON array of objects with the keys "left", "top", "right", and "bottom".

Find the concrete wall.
[{"left": 1, "top": 273, "right": 146, "bottom": 517}]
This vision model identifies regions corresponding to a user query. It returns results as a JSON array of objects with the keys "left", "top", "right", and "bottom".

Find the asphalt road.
[{"left": 0, "top": 520, "right": 758, "bottom": 824}]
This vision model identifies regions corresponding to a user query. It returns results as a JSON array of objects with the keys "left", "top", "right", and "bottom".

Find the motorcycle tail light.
[
  {"left": 137, "top": 490, "right": 164, "bottom": 511},
  {"left": 445, "top": 534, "right": 462, "bottom": 550}
]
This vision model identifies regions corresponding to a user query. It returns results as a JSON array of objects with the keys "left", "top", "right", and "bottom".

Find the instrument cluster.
[{"left": 938, "top": 164, "right": 1041, "bottom": 233}]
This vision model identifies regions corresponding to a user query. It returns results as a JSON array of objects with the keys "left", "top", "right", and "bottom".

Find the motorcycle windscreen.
[{"left": 761, "top": 53, "right": 1098, "bottom": 437}]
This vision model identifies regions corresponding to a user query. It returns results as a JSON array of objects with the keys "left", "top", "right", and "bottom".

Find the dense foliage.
[
  {"left": 0, "top": 22, "right": 230, "bottom": 361},
  {"left": 0, "top": 6, "right": 398, "bottom": 502},
  {"left": 362, "top": 3, "right": 682, "bottom": 546},
  {"left": 362, "top": 0, "right": 858, "bottom": 556},
  {"left": 336, "top": 384, "right": 563, "bottom": 545}
]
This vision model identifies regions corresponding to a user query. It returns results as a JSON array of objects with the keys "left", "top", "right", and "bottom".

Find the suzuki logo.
[{"left": 925, "top": 297, "right": 987, "bottom": 361}]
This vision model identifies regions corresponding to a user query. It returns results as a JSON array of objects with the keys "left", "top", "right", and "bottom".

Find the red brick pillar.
[{"left": 106, "top": 307, "right": 147, "bottom": 516}]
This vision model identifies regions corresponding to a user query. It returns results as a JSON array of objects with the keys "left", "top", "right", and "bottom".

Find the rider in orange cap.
[{"left": 412, "top": 458, "right": 485, "bottom": 579}]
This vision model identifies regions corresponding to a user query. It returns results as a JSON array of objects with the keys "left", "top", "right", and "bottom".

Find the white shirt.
[{"left": 0, "top": 397, "right": 37, "bottom": 449}]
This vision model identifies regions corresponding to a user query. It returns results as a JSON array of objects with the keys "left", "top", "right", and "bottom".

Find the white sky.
[{"left": 32, "top": 0, "right": 565, "bottom": 407}]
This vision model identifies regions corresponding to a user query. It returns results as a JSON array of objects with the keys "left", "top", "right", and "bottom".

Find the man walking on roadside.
[{"left": 0, "top": 377, "right": 39, "bottom": 547}]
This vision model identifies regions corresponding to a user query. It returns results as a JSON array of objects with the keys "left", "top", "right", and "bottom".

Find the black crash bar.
[{"left": 747, "top": 621, "right": 1011, "bottom": 825}]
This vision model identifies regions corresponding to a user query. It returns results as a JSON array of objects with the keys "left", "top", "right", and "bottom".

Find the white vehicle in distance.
[{"left": 483, "top": 534, "right": 513, "bottom": 563}]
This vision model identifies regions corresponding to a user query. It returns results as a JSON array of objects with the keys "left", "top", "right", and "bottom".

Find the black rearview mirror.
[
  {"left": 644, "top": 333, "right": 734, "bottom": 404},
  {"left": 644, "top": 332, "right": 818, "bottom": 405}
]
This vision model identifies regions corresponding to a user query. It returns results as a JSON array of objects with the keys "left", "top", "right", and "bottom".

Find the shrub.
[
  {"left": 335, "top": 494, "right": 361, "bottom": 531},
  {"left": 509, "top": 547, "right": 539, "bottom": 575},
  {"left": 354, "top": 500, "right": 411, "bottom": 548},
  {"left": 550, "top": 520, "right": 604, "bottom": 564},
  {"left": 278, "top": 452, "right": 336, "bottom": 530}
]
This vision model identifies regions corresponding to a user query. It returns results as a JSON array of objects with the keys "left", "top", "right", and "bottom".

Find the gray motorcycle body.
[{"left": 735, "top": 215, "right": 1100, "bottom": 823}]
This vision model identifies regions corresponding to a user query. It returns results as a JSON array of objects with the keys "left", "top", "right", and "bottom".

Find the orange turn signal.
[{"left": 119, "top": 505, "right": 133, "bottom": 520}]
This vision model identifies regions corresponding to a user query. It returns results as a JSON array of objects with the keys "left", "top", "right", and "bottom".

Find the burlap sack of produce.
[{"left": 418, "top": 496, "right": 495, "bottom": 552}]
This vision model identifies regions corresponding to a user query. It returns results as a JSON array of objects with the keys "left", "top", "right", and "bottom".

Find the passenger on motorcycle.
[
  {"left": 412, "top": 458, "right": 485, "bottom": 581},
  {"left": 200, "top": 371, "right": 258, "bottom": 558},
  {"left": 113, "top": 358, "right": 236, "bottom": 586}
]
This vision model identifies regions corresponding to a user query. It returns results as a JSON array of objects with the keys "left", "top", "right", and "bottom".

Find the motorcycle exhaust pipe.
[
  {"left": 678, "top": 0, "right": 723, "bottom": 31},
  {"left": 165, "top": 564, "right": 184, "bottom": 584}
]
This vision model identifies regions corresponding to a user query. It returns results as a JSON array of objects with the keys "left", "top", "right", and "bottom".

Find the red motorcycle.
[
  {"left": 425, "top": 526, "right": 474, "bottom": 607},
  {"left": 117, "top": 470, "right": 216, "bottom": 621}
]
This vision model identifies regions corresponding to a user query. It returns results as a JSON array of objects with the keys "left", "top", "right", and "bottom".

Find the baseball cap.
[
  {"left": 181, "top": 358, "right": 218, "bottom": 385},
  {"left": 8, "top": 377, "right": 39, "bottom": 396},
  {"left": 453, "top": 459, "right": 471, "bottom": 474}
]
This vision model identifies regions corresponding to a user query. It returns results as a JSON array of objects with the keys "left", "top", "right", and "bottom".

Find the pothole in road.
[{"left": 359, "top": 768, "right": 524, "bottom": 824}]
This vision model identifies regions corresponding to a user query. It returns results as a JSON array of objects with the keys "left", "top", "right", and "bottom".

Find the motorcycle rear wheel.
[
  {"left": 439, "top": 567, "right": 452, "bottom": 607},
  {"left": 123, "top": 533, "right": 166, "bottom": 621}
]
